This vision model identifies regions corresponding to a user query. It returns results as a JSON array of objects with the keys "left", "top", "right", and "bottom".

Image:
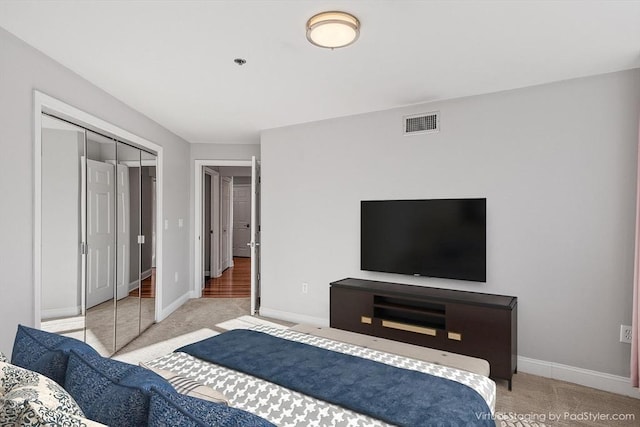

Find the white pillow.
[
  {"left": 0, "top": 361, "right": 86, "bottom": 425},
  {"left": 18, "top": 401, "right": 106, "bottom": 426},
  {"left": 140, "top": 362, "right": 229, "bottom": 405}
]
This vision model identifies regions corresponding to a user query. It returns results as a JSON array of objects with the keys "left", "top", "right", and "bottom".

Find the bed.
[{"left": 144, "top": 325, "right": 496, "bottom": 426}]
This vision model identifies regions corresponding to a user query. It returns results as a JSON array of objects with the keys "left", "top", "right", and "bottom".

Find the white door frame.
[
  {"left": 193, "top": 160, "right": 253, "bottom": 298},
  {"left": 203, "top": 168, "right": 221, "bottom": 280},
  {"left": 250, "top": 156, "right": 260, "bottom": 315},
  {"left": 34, "top": 91, "right": 164, "bottom": 327}
]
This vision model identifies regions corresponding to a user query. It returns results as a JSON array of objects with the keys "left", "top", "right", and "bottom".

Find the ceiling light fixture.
[{"left": 306, "top": 11, "right": 360, "bottom": 49}]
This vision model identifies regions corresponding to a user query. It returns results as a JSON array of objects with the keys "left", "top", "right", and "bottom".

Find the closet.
[{"left": 40, "top": 114, "right": 156, "bottom": 356}]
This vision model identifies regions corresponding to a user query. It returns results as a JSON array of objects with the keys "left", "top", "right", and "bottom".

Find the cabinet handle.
[
  {"left": 447, "top": 331, "right": 462, "bottom": 341},
  {"left": 382, "top": 320, "right": 436, "bottom": 336},
  {"left": 361, "top": 316, "right": 372, "bottom": 324}
]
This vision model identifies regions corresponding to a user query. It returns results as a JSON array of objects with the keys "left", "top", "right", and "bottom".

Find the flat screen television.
[{"left": 361, "top": 198, "right": 486, "bottom": 282}]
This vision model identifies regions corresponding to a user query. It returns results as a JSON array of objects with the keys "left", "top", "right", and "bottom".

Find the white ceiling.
[{"left": 1, "top": 1, "right": 639, "bottom": 144}]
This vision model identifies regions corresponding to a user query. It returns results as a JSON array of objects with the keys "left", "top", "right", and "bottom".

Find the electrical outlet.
[
  {"left": 302, "top": 283, "right": 308, "bottom": 294},
  {"left": 620, "top": 325, "right": 632, "bottom": 344},
  {"left": 174, "top": 272, "right": 179, "bottom": 283}
]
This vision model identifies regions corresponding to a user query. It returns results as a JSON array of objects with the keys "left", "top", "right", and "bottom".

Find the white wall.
[
  {"left": 0, "top": 27, "right": 191, "bottom": 355},
  {"left": 190, "top": 143, "right": 260, "bottom": 161},
  {"left": 41, "top": 128, "right": 82, "bottom": 319},
  {"left": 260, "top": 69, "right": 640, "bottom": 378},
  {"left": 218, "top": 166, "right": 252, "bottom": 177}
]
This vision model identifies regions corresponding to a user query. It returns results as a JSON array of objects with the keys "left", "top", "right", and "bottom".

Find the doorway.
[
  {"left": 203, "top": 169, "right": 251, "bottom": 298},
  {"left": 193, "top": 159, "right": 260, "bottom": 314}
]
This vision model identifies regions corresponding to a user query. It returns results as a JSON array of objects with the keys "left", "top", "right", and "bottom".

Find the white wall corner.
[
  {"left": 259, "top": 307, "right": 329, "bottom": 327},
  {"left": 518, "top": 356, "right": 640, "bottom": 399},
  {"left": 157, "top": 292, "right": 192, "bottom": 322}
]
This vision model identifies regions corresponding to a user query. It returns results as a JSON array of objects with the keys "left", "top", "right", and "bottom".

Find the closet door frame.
[{"left": 34, "top": 91, "right": 163, "bottom": 329}]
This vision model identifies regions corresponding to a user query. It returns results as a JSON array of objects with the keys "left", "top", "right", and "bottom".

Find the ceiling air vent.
[{"left": 403, "top": 112, "right": 439, "bottom": 135}]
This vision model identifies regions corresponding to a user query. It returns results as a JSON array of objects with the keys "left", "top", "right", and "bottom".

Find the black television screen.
[{"left": 361, "top": 198, "right": 486, "bottom": 282}]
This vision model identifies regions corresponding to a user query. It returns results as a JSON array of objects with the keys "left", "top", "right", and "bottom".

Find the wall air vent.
[{"left": 403, "top": 112, "right": 439, "bottom": 135}]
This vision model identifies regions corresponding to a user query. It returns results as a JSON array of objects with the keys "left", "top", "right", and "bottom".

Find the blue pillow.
[
  {"left": 64, "top": 350, "right": 174, "bottom": 427},
  {"left": 148, "top": 387, "right": 275, "bottom": 427},
  {"left": 11, "top": 324, "right": 99, "bottom": 386}
]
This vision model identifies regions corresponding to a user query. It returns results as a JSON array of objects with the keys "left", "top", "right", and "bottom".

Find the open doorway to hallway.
[{"left": 201, "top": 165, "right": 255, "bottom": 301}]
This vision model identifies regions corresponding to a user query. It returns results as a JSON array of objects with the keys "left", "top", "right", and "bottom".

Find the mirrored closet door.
[
  {"left": 115, "top": 142, "right": 140, "bottom": 351},
  {"left": 84, "top": 130, "right": 117, "bottom": 355},
  {"left": 40, "top": 116, "right": 87, "bottom": 341},
  {"left": 40, "top": 114, "right": 157, "bottom": 356}
]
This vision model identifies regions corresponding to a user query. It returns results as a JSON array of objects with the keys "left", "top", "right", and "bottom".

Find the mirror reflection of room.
[
  {"left": 40, "top": 116, "right": 86, "bottom": 342},
  {"left": 40, "top": 113, "right": 157, "bottom": 357}
]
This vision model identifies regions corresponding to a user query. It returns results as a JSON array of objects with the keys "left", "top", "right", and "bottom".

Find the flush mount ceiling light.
[{"left": 306, "top": 11, "right": 360, "bottom": 49}]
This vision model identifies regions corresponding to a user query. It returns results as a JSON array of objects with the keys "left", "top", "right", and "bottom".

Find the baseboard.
[
  {"left": 259, "top": 307, "right": 329, "bottom": 327},
  {"left": 41, "top": 306, "right": 81, "bottom": 320},
  {"left": 518, "top": 356, "right": 640, "bottom": 399},
  {"left": 157, "top": 291, "right": 191, "bottom": 322}
]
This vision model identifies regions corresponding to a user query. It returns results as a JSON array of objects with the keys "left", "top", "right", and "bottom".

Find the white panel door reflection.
[{"left": 87, "top": 158, "right": 115, "bottom": 308}]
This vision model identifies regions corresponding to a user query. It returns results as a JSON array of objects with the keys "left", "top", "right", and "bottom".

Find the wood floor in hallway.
[
  {"left": 129, "top": 268, "right": 156, "bottom": 298},
  {"left": 203, "top": 257, "right": 251, "bottom": 298}
]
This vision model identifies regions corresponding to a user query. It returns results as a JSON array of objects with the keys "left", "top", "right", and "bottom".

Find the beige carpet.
[
  {"left": 495, "top": 372, "right": 640, "bottom": 427},
  {"left": 113, "top": 314, "right": 292, "bottom": 364},
  {"left": 114, "top": 297, "right": 252, "bottom": 357},
  {"left": 113, "top": 328, "right": 218, "bottom": 364},
  {"left": 81, "top": 296, "right": 156, "bottom": 356},
  {"left": 215, "top": 315, "right": 289, "bottom": 331}
]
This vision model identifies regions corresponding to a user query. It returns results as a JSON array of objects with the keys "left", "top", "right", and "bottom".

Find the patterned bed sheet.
[{"left": 145, "top": 325, "right": 496, "bottom": 427}]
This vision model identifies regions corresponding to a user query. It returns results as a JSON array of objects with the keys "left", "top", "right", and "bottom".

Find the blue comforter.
[{"left": 178, "top": 329, "right": 493, "bottom": 426}]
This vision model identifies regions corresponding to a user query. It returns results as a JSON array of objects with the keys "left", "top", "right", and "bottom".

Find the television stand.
[{"left": 330, "top": 278, "right": 517, "bottom": 389}]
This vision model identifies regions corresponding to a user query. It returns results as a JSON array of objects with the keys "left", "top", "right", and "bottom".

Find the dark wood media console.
[{"left": 330, "top": 278, "right": 518, "bottom": 389}]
